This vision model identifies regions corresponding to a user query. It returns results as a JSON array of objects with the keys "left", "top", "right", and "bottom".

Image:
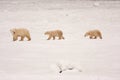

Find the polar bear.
[
  {"left": 44, "top": 30, "right": 64, "bottom": 40},
  {"left": 84, "top": 29, "right": 102, "bottom": 39},
  {"left": 10, "top": 28, "right": 31, "bottom": 41}
]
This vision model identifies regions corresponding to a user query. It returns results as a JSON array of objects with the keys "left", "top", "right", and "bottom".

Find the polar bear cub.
[
  {"left": 44, "top": 30, "right": 64, "bottom": 40},
  {"left": 84, "top": 29, "right": 102, "bottom": 39}
]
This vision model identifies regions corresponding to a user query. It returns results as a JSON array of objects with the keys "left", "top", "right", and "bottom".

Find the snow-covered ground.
[{"left": 0, "top": 0, "right": 120, "bottom": 80}]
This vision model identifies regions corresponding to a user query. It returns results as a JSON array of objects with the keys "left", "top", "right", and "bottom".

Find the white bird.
[{"left": 56, "top": 63, "right": 82, "bottom": 73}]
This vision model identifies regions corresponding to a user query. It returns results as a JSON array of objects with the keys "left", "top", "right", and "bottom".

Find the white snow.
[{"left": 0, "top": 0, "right": 120, "bottom": 80}]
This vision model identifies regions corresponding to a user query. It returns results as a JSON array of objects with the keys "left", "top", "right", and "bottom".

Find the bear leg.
[
  {"left": 89, "top": 36, "right": 93, "bottom": 39},
  {"left": 58, "top": 37, "right": 61, "bottom": 40},
  {"left": 13, "top": 36, "right": 18, "bottom": 41},
  {"left": 13, "top": 37, "right": 17, "bottom": 41},
  {"left": 94, "top": 36, "right": 97, "bottom": 39},
  {"left": 47, "top": 36, "right": 52, "bottom": 40},
  {"left": 99, "top": 36, "right": 102, "bottom": 39},
  {"left": 53, "top": 36, "right": 55, "bottom": 40},
  {"left": 26, "top": 35, "right": 31, "bottom": 41},
  {"left": 62, "top": 36, "right": 65, "bottom": 39},
  {"left": 20, "top": 36, "right": 24, "bottom": 41},
  {"left": 28, "top": 37, "right": 31, "bottom": 41}
]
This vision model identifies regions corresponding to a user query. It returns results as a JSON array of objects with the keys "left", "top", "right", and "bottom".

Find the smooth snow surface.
[{"left": 0, "top": 0, "right": 120, "bottom": 80}]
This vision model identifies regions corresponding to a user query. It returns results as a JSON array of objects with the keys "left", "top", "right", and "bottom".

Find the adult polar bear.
[{"left": 10, "top": 28, "right": 31, "bottom": 41}]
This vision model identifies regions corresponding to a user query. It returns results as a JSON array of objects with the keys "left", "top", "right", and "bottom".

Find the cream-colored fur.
[
  {"left": 44, "top": 30, "right": 64, "bottom": 40},
  {"left": 10, "top": 28, "right": 31, "bottom": 41},
  {"left": 84, "top": 29, "right": 102, "bottom": 39}
]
